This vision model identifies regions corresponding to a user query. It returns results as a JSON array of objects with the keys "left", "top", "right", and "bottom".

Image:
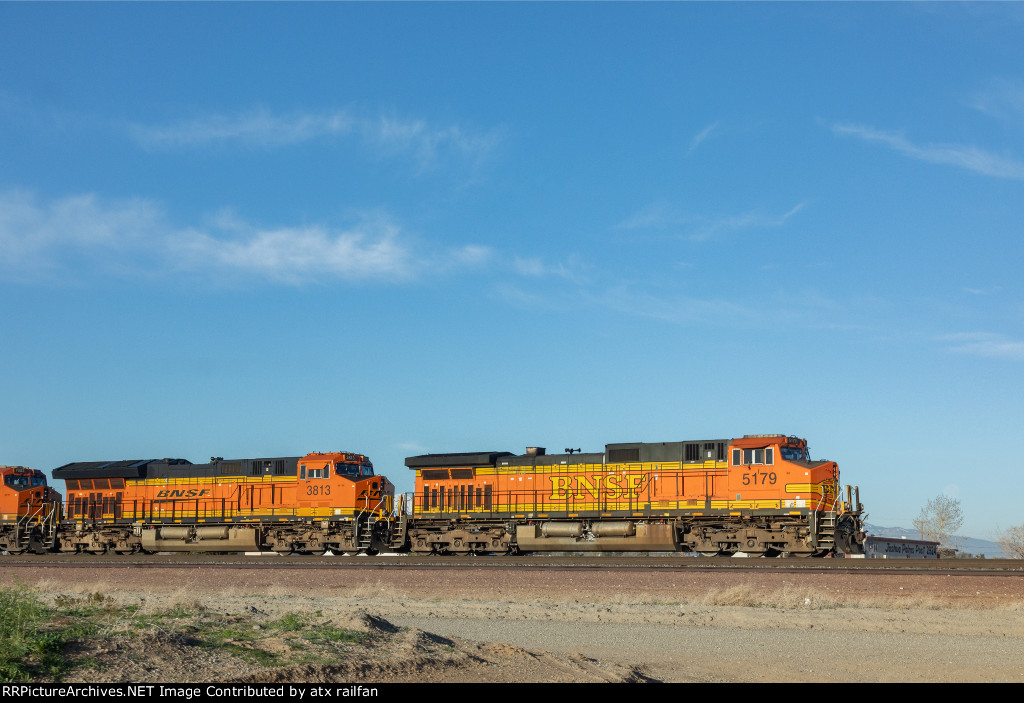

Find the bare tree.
[
  {"left": 996, "top": 525, "right": 1024, "bottom": 559},
  {"left": 912, "top": 494, "right": 964, "bottom": 548}
]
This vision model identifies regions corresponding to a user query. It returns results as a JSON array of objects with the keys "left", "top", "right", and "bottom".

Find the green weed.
[
  {"left": 1, "top": 586, "right": 377, "bottom": 681},
  {"left": 0, "top": 585, "right": 75, "bottom": 682},
  {"left": 308, "top": 625, "right": 367, "bottom": 644}
]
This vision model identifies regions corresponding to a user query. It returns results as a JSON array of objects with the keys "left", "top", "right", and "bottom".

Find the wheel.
[
  {"left": 698, "top": 551, "right": 721, "bottom": 557},
  {"left": 741, "top": 539, "right": 766, "bottom": 557}
]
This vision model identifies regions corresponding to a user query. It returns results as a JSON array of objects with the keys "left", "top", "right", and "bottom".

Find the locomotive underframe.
[
  {"left": 402, "top": 509, "right": 856, "bottom": 557},
  {"left": 49, "top": 514, "right": 389, "bottom": 555},
  {"left": 6, "top": 509, "right": 861, "bottom": 558}
]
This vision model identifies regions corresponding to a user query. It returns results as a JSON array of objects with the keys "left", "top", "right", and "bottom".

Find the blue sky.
[{"left": 2, "top": 3, "right": 1022, "bottom": 538}]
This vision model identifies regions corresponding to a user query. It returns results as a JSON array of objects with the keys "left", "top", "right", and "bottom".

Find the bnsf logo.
[
  {"left": 156, "top": 489, "right": 212, "bottom": 498},
  {"left": 548, "top": 473, "right": 649, "bottom": 500}
]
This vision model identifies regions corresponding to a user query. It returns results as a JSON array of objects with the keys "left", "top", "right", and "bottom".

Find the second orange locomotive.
[{"left": 49, "top": 451, "right": 395, "bottom": 554}]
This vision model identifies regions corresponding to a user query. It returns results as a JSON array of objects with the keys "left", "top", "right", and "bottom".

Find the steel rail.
[{"left": 2, "top": 552, "right": 1023, "bottom": 575}]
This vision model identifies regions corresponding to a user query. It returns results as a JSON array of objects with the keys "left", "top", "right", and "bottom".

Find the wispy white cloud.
[
  {"left": 688, "top": 121, "right": 720, "bottom": 154},
  {"left": 939, "top": 332, "right": 1024, "bottom": 361},
  {"left": 170, "top": 218, "right": 412, "bottom": 284},
  {"left": 511, "top": 255, "right": 589, "bottom": 284},
  {"left": 365, "top": 115, "right": 501, "bottom": 166},
  {"left": 615, "top": 202, "right": 677, "bottom": 232},
  {"left": 592, "top": 285, "right": 756, "bottom": 325},
  {"left": 616, "top": 201, "right": 806, "bottom": 242},
  {"left": 130, "top": 107, "right": 502, "bottom": 167},
  {"left": 969, "top": 78, "right": 1024, "bottom": 122},
  {"left": 689, "top": 202, "right": 805, "bottom": 242},
  {"left": 0, "top": 190, "right": 491, "bottom": 284},
  {"left": 131, "top": 109, "right": 355, "bottom": 149},
  {"left": 833, "top": 122, "right": 1024, "bottom": 180},
  {"left": 962, "top": 285, "right": 1001, "bottom": 296},
  {"left": 0, "top": 190, "right": 165, "bottom": 280}
]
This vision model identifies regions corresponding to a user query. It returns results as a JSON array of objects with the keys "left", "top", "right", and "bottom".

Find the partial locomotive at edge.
[{"left": 1, "top": 433, "right": 866, "bottom": 558}]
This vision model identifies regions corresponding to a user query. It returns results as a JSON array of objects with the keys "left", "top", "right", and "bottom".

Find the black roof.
[
  {"left": 52, "top": 459, "right": 191, "bottom": 479},
  {"left": 405, "top": 451, "right": 513, "bottom": 469}
]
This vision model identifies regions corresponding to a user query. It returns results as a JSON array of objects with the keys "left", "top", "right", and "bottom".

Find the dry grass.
[
  {"left": 690, "top": 584, "right": 949, "bottom": 610},
  {"left": 12, "top": 573, "right": 1024, "bottom": 615},
  {"left": 590, "top": 584, "right": 1024, "bottom": 611}
]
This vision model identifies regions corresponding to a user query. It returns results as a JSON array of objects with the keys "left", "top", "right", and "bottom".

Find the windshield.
[
  {"left": 780, "top": 446, "right": 810, "bottom": 462},
  {"left": 335, "top": 463, "right": 374, "bottom": 477},
  {"left": 4, "top": 475, "right": 45, "bottom": 490}
]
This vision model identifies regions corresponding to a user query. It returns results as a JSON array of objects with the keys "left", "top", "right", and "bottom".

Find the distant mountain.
[{"left": 864, "top": 523, "right": 1004, "bottom": 558}]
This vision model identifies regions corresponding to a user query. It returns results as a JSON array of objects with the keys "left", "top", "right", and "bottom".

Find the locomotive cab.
[
  {"left": 297, "top": 452, "right": 394, "bottom": 517},
  {"left": 728, "top": 434, "right": 839, "bottom": 511},
  {"left": 1, "top": 466, "right": 58, "bottom": 517},
  {"left": 1, "top": 466, "right": 61, "bottom": 553},
  {"left": 728, "top": 434, "right": 864, "bottom": 554}
]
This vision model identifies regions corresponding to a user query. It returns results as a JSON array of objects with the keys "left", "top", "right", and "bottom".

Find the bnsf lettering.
[
  {"left": 155, "top": 489, "right": 212, "bottom": 498},
  {"left": 548, "top": 473, "right": 649, "bottom": 500}
]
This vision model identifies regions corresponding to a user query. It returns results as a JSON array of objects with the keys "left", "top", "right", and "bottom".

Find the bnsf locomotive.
[
  {"left": 0, "top": 465, "right": 62, "bottom": 554},
  {"left": 1, "top": 433, "right": 865, "bottom": 558},
  {"left": 404, "top": 434, "right": 865, "bottom": 557},
  {"left": 1, "top": 452, "right": 396, "bottom": 555}
]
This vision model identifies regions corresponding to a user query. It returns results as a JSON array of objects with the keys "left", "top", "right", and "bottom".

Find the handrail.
[
  {"left": 411, "top": 466, "right": 843, "bottom": 517},
  {"left": 58, "top": 495, "right": 404, "bottom": 522},
  {"left": 409, "top": 485, "right": 855, "bottom": 519},
  {"left": 14, "top": 498, "right": 58, "bottom": 549}
]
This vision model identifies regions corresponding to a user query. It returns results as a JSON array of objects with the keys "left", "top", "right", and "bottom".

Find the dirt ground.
[{"left": 6, "top": 562, "right": 1024, "bottom": 683}]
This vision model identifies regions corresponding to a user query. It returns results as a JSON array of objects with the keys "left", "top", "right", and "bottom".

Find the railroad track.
[{"left": 3, "top": 552, "right": 1023, "bottom": 574}]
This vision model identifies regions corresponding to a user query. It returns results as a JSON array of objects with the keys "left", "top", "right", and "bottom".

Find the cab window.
[
  {"left": 780, "top": 446, "right": 810, "bottom": 461},
  {"left": 4, "top": 475, "right": 32, "bottom": 490},
  {"left": 738, "top": 448, "right": 774, "bottom": 465},
  {"left": 335, "top": 463, "right": 360, "bottom": 476},
  {"left": 306, "top": 464, "right": 329, "bottom": 479}
]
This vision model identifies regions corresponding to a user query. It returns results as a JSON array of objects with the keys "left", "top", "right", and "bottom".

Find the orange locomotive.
[
  {"left": 403, "top": 434, "right": 865, "bottom": 556},
  {"left": 49, "top": 451, "right": 396, "bottom": 554},
  {"left": 0, "top": 465, "right": 61, "bottom": 554}
]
